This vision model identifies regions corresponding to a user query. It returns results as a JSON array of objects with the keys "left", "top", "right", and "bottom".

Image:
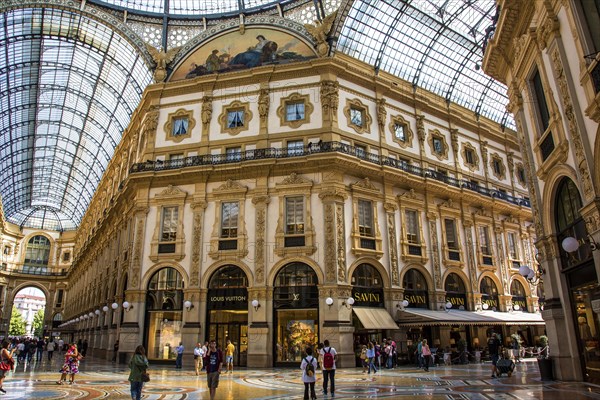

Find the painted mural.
[{"left": 170, "top": 28, "right": 316, "bottom": 81}]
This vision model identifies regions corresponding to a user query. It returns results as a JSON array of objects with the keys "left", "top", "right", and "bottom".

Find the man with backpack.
[
  {"left": 319, "top": 339, "right": 337, "bottom": 397},
  {"left": 300, "top": 347, "right": 318, "bottom": 400}
]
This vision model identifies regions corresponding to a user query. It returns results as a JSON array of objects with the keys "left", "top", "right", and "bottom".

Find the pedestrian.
[
  {"left": 58, "top": 338, "right": 64, "bottom": 354},
  {"left": 421, "top": 339, "right": 431, "bottom": 372},
  {"left": 201, "top": 342, "right": 209, "bottom": 371},
  {"left": 319, "top": 339, "right": 337, "bottom": 397},
  {"left": 359, "top": 345, "right": 368, "bottom": 373},
  {"left": 225, "top": 339, "right": 235, "bottom": 373},
  {"left": 16, "top": 341, "right": 25, "bottom": 363},
  {"left": 375, "top": 340, "right": 382, "bottom": 368},
  {"left": 487, "top": 332, "right": 502, "bottom": 378},
  {"left": 203, "top": 339, "right": 223, "bottom": 400},
  {"left": 300, "top": 347, "right": 318, "bottom": 400},
  {"left": 112, "top": 340, "right": 119, "bottom": 363},
  {"left": 367, "top": 341, "right": 378, "bottom": 374},
  {"left": 36, "top": 338, "right": 45, "bottom": 361},
  {"left": 194, "top": 342, "right": 205, "bottom": 375},
  {"left": 81, "top": 339, "right": 88, "bottom": 357},
  {"left": 0, "top": 341, "right": 15, "bottom": 394},
  {"left": 416, "top": 339, "right": 423, "bottom": 368},
  {"left": 57, "top": 344, "right": 80, "bottom": 385},
  {"left": 47, "top": 340, "right": 55, "bottom": 361},
  {"left": 316, "top": 343, "right": 324, "bottom": 370},
  {"left": 128, "top": 345, "right": 149, "bottom": 400},
  {"left": 175, "top": 342, "right": 184, "bottom": 369}
]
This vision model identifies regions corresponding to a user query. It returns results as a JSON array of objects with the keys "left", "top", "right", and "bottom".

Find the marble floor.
[{"left": 1, "top": 356, "right": 600, "bottom": 399}]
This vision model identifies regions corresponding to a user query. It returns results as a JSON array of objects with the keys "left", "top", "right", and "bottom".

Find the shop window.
[
  {"left": 277, "top": 93, "right": 314, "bottom": 128},
  {"left": 286, "top": 102, "right": 305, "bottom": 122},
  {"left": 287, "top": 140, "right": 304, "bottom": 156},
  {"left": 219, "top": 101, "right": 252, "bottom": 135},
  {"left": 351, "top": 264, "right": 384, "bottom": 308},
  {"left": 226, "top": 147, "right": 242, "bottom": 162},
  {"left": 478, "top": 226, "right": 493, "bottom": 265},
  {"left": 480, "top": 276, "right": 499, "bottom": 310},
  {"left": 444, "top": 219, "right": 460, "bottom": 261},
  {"left": 358, "top": 200, "right": 374, "bottom": 249},
  {"left": 344, "top": 98, "right": 372, "bottom": 134},
  {"left": 145, "top": 267, "right": 184, "bottom": 361},
  {"left": 159, "top": 207, "right": 178, "bottom": 254},
  {"left": 507, "top": 232, "right": 519, "bottom": 260},
  {"left": 164, "top": 109, "right": 194, "bottom": 143},
  {"left": 274, "top": 263, "right": 319, "bottom": 365},
  {"left": 23, "top": 235, "right": 50, "bottom": 274},
  {"left": 285, "top": 197, "right": 305, "bottom": 247},
  {"left": 403, "top": 269, "right": 429, "bottom": 308},
  {"left": 510, "top": 280, "right": 528, "bottom": 312},
  {"left": 532, "top": 69, "right": 551, "bottom": 134},
  {"left": 444, "top": 273, "right": 467, "bottom": 310},
  {"left": 390, "top": 115, "right": 413, "bottom": 148},
  {"left": 220, "top": 202, "right": 239, "bottom": 250}
]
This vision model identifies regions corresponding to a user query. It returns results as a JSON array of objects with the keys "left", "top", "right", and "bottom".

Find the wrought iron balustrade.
[{"left": 131, "top": 141, "right": 530, "bottom": 208}]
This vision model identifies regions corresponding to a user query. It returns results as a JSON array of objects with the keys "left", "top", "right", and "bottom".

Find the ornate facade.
[{"left": 484, "top": 0, "right": 600, "bottom": 382}]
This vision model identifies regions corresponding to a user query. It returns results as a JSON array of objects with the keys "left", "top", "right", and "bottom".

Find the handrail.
[{"left": 131, "top": 141, "right": 530, "bottom": 208}]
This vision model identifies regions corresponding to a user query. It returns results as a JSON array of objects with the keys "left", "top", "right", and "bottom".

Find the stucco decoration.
[
  {"left": 304, "top": 11, "right": 338, "bottom": 57},
  {"left": 336, "top": 203, "right": 346, "bottom": 283},
  {"left": 252, "top": 195, "right": 270, "bottom": 285},
  {"left": 426, "top": 212, "right": 442, "bottom": 290},
  {"left": 385, "top": 204, "right": 399, "bottom": 286},
  {"left": 551, "top": 47, "right": 594, "bottom": 201},
  {"left": 146, "top": 44, "right": 182, "bottom": 83}
]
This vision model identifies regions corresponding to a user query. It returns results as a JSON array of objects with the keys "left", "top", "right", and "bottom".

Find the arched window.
[
  {"left": 480, "top": 276, "right": 499, "bottom": 310},
  {"left": 145, "top": 267, "right": 184, "bottom": 360},
  {"left": 23, "top": 235, "right": 51, "bottom": 274},
  {"left": 555, "top": 178, "right": 591, "bottom": 269},
  {"left": 403, "top": 269, "right": 429, "bottom": 308},
  {"left": 445, "top": 273, "right": 467, "bottom": 310},
  {"left": 209, "top": 265, "right": 248, "bottom": 288},
  {"left": 510, "top": 280, "right": 528, "bottom": 312},
  {"left": 273, "top": 263, "right": 319, "bottom": 365},
  {"left": 351, "top": 264, "right": 384, "bottom": 307}
]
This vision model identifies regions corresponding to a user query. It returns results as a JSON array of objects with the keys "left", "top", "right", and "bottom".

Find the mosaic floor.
[{"left": 2, "top": 356, "right": 600, "bottom": 399}]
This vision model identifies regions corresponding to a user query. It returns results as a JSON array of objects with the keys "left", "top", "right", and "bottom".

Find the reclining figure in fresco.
[{"left": 228, "top": 35, "right": 278, "bottom": 69}]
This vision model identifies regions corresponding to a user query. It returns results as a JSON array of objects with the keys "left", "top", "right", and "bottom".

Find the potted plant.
[{"left": 536, "top": 335, "right": 553, "bottom": 380}]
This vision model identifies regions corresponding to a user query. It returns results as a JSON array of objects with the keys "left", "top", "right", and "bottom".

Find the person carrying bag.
[{"left": 128, "top": 345, "right": 150, "bottom": 400}]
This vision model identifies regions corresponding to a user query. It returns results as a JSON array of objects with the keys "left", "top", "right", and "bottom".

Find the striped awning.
[{"left": 396, "top": 309, "right": 545, "bottom": 327}]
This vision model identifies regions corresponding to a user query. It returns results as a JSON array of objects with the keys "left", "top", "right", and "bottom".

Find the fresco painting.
[{"left": 171, "top": 28, "right": 316, "bottom": 81}]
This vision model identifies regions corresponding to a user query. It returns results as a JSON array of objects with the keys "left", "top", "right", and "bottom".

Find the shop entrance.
[{"left": 208, "top": 315, "right": 248, "bottom": 367}]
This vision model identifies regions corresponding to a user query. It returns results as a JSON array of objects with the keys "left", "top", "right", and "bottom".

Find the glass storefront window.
[
  {"left": 572, "top": 283, "right": 600, "bottom": 381},
  {"left": 276, "top": 309, "right": 318, "bottom": 363},
  {"left": 146, "top": 311, "right": 182, "bottom": 360}
]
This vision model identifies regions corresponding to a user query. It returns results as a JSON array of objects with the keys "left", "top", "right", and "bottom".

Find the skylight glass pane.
[
  {"left": 0, "top": 8, "right": 152, "bottom": 230},
  {"left": 338, "top": 0, "right": 512, "bottom": 128}
]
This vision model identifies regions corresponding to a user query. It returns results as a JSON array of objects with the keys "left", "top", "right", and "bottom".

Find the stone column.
[{"left": 247, "top": 287, "right": 271, "bottom": 367}]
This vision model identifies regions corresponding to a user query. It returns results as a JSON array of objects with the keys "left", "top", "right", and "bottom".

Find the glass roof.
[
  {"left": 337, "top": 0, "right": 513, "bottom": 129},
  {"left": 0, "top": 8, "right": 152, "bottom": 231},
  {"left": 89, "top": 0, "right": 296, "bottom": 16}
]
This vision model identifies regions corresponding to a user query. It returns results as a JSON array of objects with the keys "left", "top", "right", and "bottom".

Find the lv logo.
[{"left": 292, "top": 293, "right": 300, "bottom": 301}]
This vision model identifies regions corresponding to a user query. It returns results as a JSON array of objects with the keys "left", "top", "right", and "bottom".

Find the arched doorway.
[
  {"left": 554, "top": 177, "right": 599, "bottom": 381},
  {"left": 273, "top": 262, "right": 319, "bottom": 366},
  {"left": 206, "top": 265, "right": 249, "bottom": 366},
  {"left": 445, "top": 273, "right": 467, "bottom": 310},
  {"left": 11, "top": 287, "right": 46, "bottom": 338},
  {"left": 144, "top": 267, "right": 184, "bottom": 361}
]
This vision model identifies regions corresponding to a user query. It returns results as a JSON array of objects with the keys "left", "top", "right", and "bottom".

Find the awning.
[
  {"left": 396, "top": 309, "right": 545, "bottom": 327},
  {"left": 353, "top": 307, "right": 399, "bottom": 330}
]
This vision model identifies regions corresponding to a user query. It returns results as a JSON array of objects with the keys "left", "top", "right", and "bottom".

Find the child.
[{"left": 300, "top": 347, "right": 318, "bottom": 400}]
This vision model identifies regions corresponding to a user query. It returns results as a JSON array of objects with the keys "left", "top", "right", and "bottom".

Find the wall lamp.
[
  {"left": 397, "top": 299, "right": 409, "bottom": 310},
  {"left": 325, "top": 297, "right": 334, "bottom": 308},
  {"left": 445, "top": 301, "right": 453, "bottom": 313},
  {"left": 122, "top": 301, "right": 133, "bottom": 312},
  {"left": 251, "top": 299, "right": 261, "bottom": 311},
  {"left": 183, "top": 300, "right": 194, "bottom": 311},
  {"left": 88, "top": 312, "right": 94, "bottom": 318},
  {"left": 103, "top": 305, "right": 109, "bottom": 313},
  {"left": 111, "top": 302, "right": 119, "bottom": 310},
  {"left": 95, "top": 309, "right": 101, "bottom": 316},
  {"left": 562, "top": 235, "right": 599, "bottom": 253},
  {"left": 342, "top": 297, "right": 355, "bottom": 309},
  {"left": 519, "top": 264, "right": 544, "bottom": 285},
  {"left": 482, "top": 303, "right": 489, "bottom": 310}
]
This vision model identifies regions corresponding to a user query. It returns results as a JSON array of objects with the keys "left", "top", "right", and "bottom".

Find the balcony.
[{"left": 131, "top": 141, "right": 530, "bottom": 209}]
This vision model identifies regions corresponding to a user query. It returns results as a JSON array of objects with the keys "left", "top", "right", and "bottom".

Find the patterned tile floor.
[{"left": 2, "top": 356, "right": 600, "bottom": 399}]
